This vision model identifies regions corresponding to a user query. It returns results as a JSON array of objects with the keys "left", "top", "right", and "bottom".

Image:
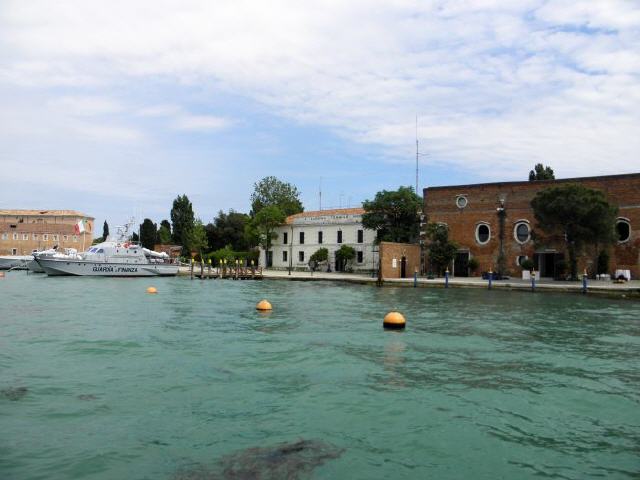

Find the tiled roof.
[
  {"left": 285, "top": 208, "right": 364, "bottom": 224},
  {"left": 0, "top": 209, "right": 93, "bottom": 218}
]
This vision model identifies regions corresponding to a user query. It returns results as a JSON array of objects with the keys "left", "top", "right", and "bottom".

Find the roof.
[
  {"left": 0, "top": 209, "right": 94, "bottom": 218},
  {"left": 285, "top": 208, "right": 365, "bottom": 224},
  {"left": 424, "top": 172, "right": 640, "bottom": 192}
]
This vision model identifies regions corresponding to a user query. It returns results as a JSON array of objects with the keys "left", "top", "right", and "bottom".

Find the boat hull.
[
  {"left": 0, "top": 255, "right": 33, "bottom": 270},
  {"left": 35, "top": 258, "right": 178, "bottom": 277},
  {"left": 27, "top": 260, "right": 45, "bottom": 273}
]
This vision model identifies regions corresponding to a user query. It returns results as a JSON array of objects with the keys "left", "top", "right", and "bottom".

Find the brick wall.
[
  {"left": 423, "top": 173, "right": 640, "bottom": 279},
  {"left": 379, "top": 242, "right": 421, "bottom": 279}
]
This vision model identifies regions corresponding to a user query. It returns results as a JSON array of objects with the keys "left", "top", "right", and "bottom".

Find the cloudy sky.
[{"left": 1, "top": 0, "right": 639, "bottom": 229}]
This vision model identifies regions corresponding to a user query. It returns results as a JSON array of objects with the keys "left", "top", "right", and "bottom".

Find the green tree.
[
  {"left": 188, "top": 219, "right": 209, "bottom": 259},
  {"left": 205, "top": 210, "right": 250, "bottom": 252},
  {"left": 246, "top": 205, "right": 285, "bottom": 265},
  {"left": 425, "top": 223, "right": 458, "bottom": 276},
  {"left": 528, "top": 163, "right": 555, "bottom": 181},
  {"left": 102, "top": 221, "right": 109, "bottom": 241},
  {"left": 309, "top": 248, "right": 329, "bottom": 263},
  {"left": 362, "top": 186, "right": 421, "bottom": 243},
  {"left": 335, "top": 245, "right": 356, "bottom": 272},
  {"left": 157, "top": 222, "right": 171, "bottom": 244},
  {"left": 139, "top": 218, "right": 157, "bottom": 249},
  {"left": 250, "top": 176, "right": 303, "bottom": 217},
  {"left": 170, "top": 194, "right": 195, "bottom": 256},
  {"left": 531, "top": 184, "right": 617, "bottom": 280}
]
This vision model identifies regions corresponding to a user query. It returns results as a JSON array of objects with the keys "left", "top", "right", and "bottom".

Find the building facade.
[
  {"left": 259, "top": 208, "right": 377, "bottom": 272},
  {"left": 0, "top": 210, "right": 94, "bottom": 255},
  {"left": 423, "top": 173, "right": 640, "bottom": 279}
]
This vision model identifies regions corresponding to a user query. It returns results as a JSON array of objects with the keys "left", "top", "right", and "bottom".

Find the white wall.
[{"left": 259, "top": 214, "right": 377, "bottom": 272}]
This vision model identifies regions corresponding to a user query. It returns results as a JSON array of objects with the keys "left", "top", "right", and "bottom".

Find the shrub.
[
  {"left": 520, "top": 258, "right": 535, "bottom": 271},
  {"left": 467, "top": 257, "right": 479, "bottom": 273},
  {"left": 310, "top": 248, "right": 329, "bottom": 263}
]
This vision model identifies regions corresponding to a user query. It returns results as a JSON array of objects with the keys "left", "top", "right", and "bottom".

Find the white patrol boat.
[{"left": 34, "top": 220, "right": 179, "bottom": 277}]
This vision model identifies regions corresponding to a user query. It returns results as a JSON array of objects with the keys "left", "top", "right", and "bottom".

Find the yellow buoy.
[
  {"left": 146, "top": 286, "right": 158, "bottom": 294},
  {"left": 256, "top": 299, "right": 273, "bottom": 311},
  {"left": 383, "top": 311, "right": 406, "bottom": 330}
]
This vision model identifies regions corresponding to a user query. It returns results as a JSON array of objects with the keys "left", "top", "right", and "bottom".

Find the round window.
[
  {"left": 616, "top": 219, "right": 630, "bottom": 243},
  {"left": 514, "top": 222, "right": 530, "bottom": 243},
  {"left": 456, "top": 196, "right": 468, "bottom": 209},
  {"left": 476, "top": 224, "right": 490, "bottom": 244}
]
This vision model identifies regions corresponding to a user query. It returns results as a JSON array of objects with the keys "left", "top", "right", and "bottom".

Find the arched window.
[
  {"left": 616, "top": 218, "right": 631, "bottom": 243},
  {"left": 514, "top": 221, "right": 531, "bottom": 244},
  {"left": 475, "top": 223, "right": 490, "bottom": 244}
]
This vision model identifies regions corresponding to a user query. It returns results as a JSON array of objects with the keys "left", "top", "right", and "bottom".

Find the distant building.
[
  {"left": 423, "top": 173, "right": 640, "bottom": 279},
  {"left": 259, "top": 208, "right": 377, "bottom": 272},
  {"left": 0, "top": 210, "right": 94, "bottom": 255}
]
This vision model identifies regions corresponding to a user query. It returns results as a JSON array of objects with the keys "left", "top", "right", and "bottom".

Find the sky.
[{"left": 1, "top": 0, "right": 639, "bottom": 231}]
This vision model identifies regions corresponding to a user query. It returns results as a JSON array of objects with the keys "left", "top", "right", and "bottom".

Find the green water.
[{"left": 1, "top": 273, "right": 639, "bottom": 479}]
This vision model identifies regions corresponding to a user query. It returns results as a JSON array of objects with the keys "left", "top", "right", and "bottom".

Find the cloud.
[
  {"left": 0, "top": 0, "right": 639, "bottom": 187},
  {"left": 173, "top": 114, "right": 230, "bottom": 131}
]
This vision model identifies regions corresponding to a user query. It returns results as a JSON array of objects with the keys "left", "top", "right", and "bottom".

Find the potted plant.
[
  {"left": 520, "top": 258, "right": 538, "bottom": 280},
  {"left": 467, "top": 257, "right": 479, "bottom": 276}
]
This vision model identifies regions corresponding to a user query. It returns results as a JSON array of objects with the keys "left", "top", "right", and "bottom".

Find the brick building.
[
  {"left": 0, "top": 210, "right": 94, "bottom": 255},
  {"left": 423, "top": 173, "right": 640, "bottom": 279},
  {"left": 379, "top": 242, "right": 421, "bottom": 279}
]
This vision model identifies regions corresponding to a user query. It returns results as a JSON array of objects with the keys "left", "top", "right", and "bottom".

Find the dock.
[{"left": 178, "top": 262, "right": 263, "bottom": 280}]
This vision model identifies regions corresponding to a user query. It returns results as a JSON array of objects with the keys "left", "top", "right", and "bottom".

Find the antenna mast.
[
  {"left": 415, "top": 115, "right": 419, "bottom": 195},
  {"left": 319, "top": 177, "right": 322, "bottom": 211}
]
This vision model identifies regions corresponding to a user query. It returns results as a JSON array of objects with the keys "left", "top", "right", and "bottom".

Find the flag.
[{"left": 74, "top": 219, "right": 85, "bottom": 234}]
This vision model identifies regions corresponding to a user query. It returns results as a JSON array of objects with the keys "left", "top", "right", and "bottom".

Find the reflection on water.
[{"left": 0, "top": 274, "right": 639, "bottom": 480}]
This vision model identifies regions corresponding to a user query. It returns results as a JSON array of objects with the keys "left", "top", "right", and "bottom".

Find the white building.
[{"left": 259, "top": 208, "right": 378, "bottom": 272}]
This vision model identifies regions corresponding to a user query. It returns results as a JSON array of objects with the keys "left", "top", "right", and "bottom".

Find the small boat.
[
  {"left": 0, "top": 255, "right": 33, "bottom": 270},
  {"left": 34, "top": 219, "right": 178, "bottom": 277}
]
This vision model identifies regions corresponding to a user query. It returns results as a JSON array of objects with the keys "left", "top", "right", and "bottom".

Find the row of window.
[
  {"left": 283, "top": 229, "right": 364, "bottom": 245},
  {"left": 474, "top": 221, "right": 531, "bottom": 245},
  {"left": 473, "top": 218, "right": 632, "bottom": 245},
  {"left": 1, "top": 233, "right": 78, "bottom": 242},
  {"left": 283, "top": 250, "right": 365, "bottom": 263}
]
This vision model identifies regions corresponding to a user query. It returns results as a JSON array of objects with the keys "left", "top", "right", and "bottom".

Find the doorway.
[
  {"left": 400, "top": 256, "right": 407, "bottom": 278},
  {"left": 535, "top": 252, "right": 559, "bottom": 278},
  {"left": 266, "top": 251, "right": 273, "bottom": 268},
  {"left": 454, "top": 251, "right": 470, "bottom": 277}
]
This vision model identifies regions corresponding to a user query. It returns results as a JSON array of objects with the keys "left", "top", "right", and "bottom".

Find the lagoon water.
[{"left": 1, "top": 273, "right": 639, "bottom": 479}]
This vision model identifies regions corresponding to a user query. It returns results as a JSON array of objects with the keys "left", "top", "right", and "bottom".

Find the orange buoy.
[
  {"left": 383, "top": 311, "right": 406, "bottom": 330},
  {"left": 0, "top": 272, "right": 5, "bottom": 278},
  {"left": 146, "top": 286, "right": 158, "bottom": 294},
  {"left": 256, "top": 299, "right": 273, "bottom": 311}
]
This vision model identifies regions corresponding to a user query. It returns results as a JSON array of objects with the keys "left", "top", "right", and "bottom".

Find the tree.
[
  {"left": 206, "top": 210, "right": 250, "bottom": 252},
  {"left": 362, "top": 186, "right": 421, "bottom": 243},
  {"left": 531, "top": 184, "right": 617, "bottom": 280},
  {"left": 250, "top": 176, "right": 303, "bottom": 217},
  {"left": 309, "top": 248, "right": 329, "bottom": 263},
  {"left": 529, "top": 163, "right": 555, "bottom": 181},
  {"left": 188, "top": 219, "right": 208, "bottom": 259},
  {"left": 170, "top": 194, "right": 195, "bottom": 256},
  {"left": 157, "top": 221, "right": 171, "bottom": 244},
  {"left": 246, "top": 206, "right": 285, "bottom": 265},
  {"left": 425, "top": 223, "right": 458, "bottom": 276},
  {"left": 335, "top": 245, "right": 356, "bottom": 272},
  {"left": 139, "top": 218, "right": 157, "bottom": 249},
  {"left": 102, "top": 221, "right": 110, "bottom": 241}
]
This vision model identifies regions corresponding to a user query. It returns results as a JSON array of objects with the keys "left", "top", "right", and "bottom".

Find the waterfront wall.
[{"left": 379, "top": 242, "right": 421, "bottom": 279}]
